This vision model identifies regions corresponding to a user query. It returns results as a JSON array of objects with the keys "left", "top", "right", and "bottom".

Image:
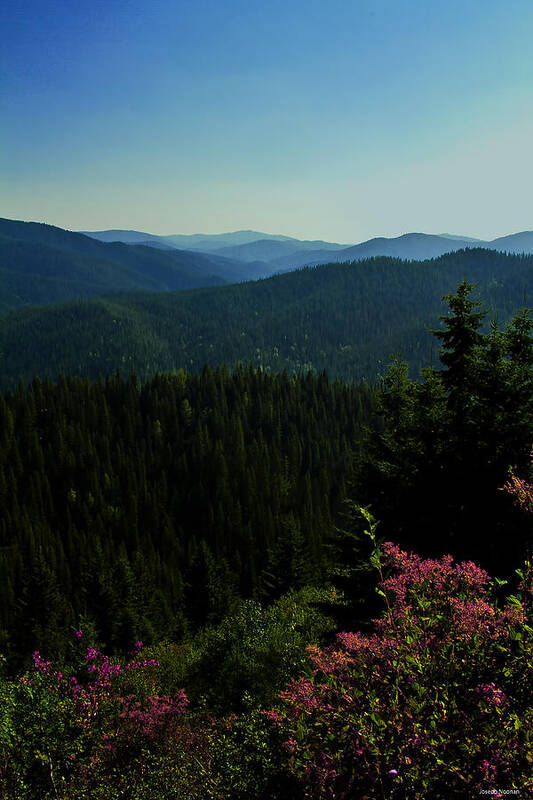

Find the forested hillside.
[
  {"left": 0, "top": 218, "right": 266, "bottom": 312},
  {"left": 0, "top": 368, "right": 376, "bottom": 664},
  {"left": 1, "top": 248, "right": 531, "bottom": 388}
]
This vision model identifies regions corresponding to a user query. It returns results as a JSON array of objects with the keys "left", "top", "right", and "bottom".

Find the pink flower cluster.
[
  {"left": 474, "top": 683, "right": 509, "bottom": 710},
  {"left": 280, "top": 678, "right": 320, "bottom": 718},
  {"left": 380, "top": 542, "right": 490, "bottom": 602},
  {"left": 26, "top": 634, "right": 186, "bottom": 746},
  {"left": 118, "top": 691, "right": 189, "bottom": 738},
  {"left": 272, "top": 541, "right": 532, "bottom": 799}
]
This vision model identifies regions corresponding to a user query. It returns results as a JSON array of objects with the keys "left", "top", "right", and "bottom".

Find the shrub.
[{"left": 274, "top": 511, "right": 533, "bottom": 799}]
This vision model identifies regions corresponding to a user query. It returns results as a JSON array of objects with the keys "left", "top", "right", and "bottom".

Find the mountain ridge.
[
  {"left": 81, "top": 226, "right": 533, "bottom": 270},
  {"left": 1, "top": 247, "right": 531, "bottom": 389},
  {"left": 3, "top": 218, "right": 533, "bottom": 318},
  {"left": 0, "top": 218, "right": 273, "bottom": 311}
]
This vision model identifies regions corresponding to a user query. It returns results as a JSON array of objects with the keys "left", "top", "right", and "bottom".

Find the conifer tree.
[{"left": 355, "top": 282, "right": 532, "bottom": 574}]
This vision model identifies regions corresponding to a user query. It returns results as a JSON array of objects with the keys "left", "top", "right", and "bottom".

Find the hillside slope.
[
  {"left": 0, "top": 248, "right": 531, "bottom": 388},
  {"left": 0, "top": 219, "right": 269, "bottom": 311},
  {"left": 81, "top": 225, "right": 533, "bottom": 273},
  {"left": 268, "top": 232, "right": 529, "bottom": 270}
]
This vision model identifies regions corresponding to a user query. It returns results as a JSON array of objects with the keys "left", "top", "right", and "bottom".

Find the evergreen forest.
[
  {"left": 0, "top": 368, "right": 375, "bottom": 663},
  {"left": 0, "top": 278, "right": 532, "bottom": 799},
  {"left": 1, "top": 248, "right": 532, "bottom": 388}
]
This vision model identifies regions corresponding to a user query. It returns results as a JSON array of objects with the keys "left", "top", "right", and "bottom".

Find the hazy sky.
[{"left": 2, "top": 0, "right": 533, "bottom": 242}]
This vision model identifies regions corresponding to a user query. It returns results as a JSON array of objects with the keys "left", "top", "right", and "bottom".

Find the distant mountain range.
[
  {"left": 80, "top": 228, "right": 298, "bottom": 251},
  {"left": 82, "top": 227, "right": 533, "bottom": 270},
  {"left": 2, "top": 218, "right": 533, "bottom": 317}
]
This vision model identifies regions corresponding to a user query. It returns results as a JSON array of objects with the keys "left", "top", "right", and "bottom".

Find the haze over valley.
[{"left": 81, "top": 225, "right": 533, "bottom": 270}]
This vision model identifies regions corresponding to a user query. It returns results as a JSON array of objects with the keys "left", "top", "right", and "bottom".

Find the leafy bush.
[
  {"left": 1, "top": 491, "right": 531, "bottom": 799},
  {"left": 273, "top": 511, "right": 533, "bottom": 799},
  {"left": 184, "top": 587, "right": 336, "bottom": 711}
]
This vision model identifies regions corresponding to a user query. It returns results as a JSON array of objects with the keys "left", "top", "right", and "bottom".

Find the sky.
[{"left": 1, "top": 0, "right": 533, "bottom": 243}]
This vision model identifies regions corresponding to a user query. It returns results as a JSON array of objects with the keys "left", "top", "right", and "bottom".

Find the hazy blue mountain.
[
  {"left": 82, "top": 229, "right": 298, "bottom": 251},
  {"left": 83, "top": 233, "right": 180, "bottom": 251},
  {"left": 269, "top": 233, "right": 482, "bottom": 270},
  {"left": 438, "top": 233, "right": 485, "bottom": 243},
  {"left": 18, "top": 220, "right": 533, "bottom": 294},
  {"left": 81, "top": 227, "right": 347, "bottom": 273},
  {"left": 210, "top": 237, "right": 347, "bottom": 262},
  {"left": 80, "top": 228, "right": 170, "bottom": 245},
  {"left": 0, "top": 218, "right": 274, "bottom": 311},
  {"left": 269, "top": 231, "right": 533, "bottom": 270},
  {"left": 82, "top": 228, "right": 347, "bottom": 256},
  {"left": 489, "top": 230, "right": 533, "bottom": 252},
  {"left": 211, "top": 239, "right": 303, "bottom": 262},
  {"left": 81, "top": 227, "right": 533, "bottom": 272},
  {"left": 82, "top": 228, "right": 493, "bottom": 267},
  {"left": 136, "top": 239, "right": 178, "bottom": 250},
  {"left": 338, "top": 232, "right": 479, "bottom": 259},
  {"left": 161, "top": 230, "right": 296, "bottom": 251}
]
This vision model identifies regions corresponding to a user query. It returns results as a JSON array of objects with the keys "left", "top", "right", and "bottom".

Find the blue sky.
[{"left": 2, "top": 0, "right": 533, "bottom": 241}]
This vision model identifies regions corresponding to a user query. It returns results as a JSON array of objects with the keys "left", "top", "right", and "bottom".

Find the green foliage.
[
  {"left": 0, "top": 662, "right": 85, "bottom": 798},
  {"left": 205, "top": 710, "right": 301, "bottom": 800},
  {"left": 183, "top": 587, "right": 336, "bottom": 712}
]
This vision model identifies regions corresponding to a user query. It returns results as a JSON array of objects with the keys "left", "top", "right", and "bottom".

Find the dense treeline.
[
  {"left": 1, "top": 248, "right": 532, "bottom": 388},
  {"left": 354, "top": 282, "right": 533, "bottom": 576},
  {"left": 0, "top": 367, "right": 376, "bottom": 665}
]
